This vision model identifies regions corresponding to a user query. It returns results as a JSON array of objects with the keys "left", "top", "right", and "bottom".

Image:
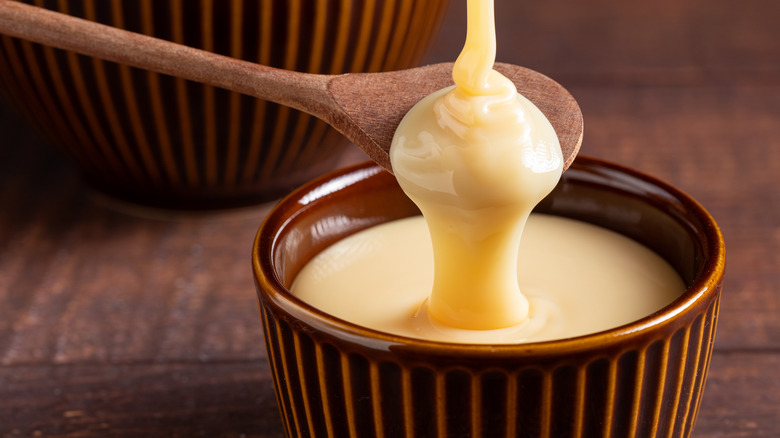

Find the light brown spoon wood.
[{"left": 0, "top": 0, "right": 582, "bottom": 173}]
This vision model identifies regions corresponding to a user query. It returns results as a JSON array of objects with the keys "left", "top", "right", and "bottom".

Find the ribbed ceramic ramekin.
[
  {"left": 0, "top": 0, "right": 449, "bottom": 208},
  {"left": 253, "top": 157, "right": 725, "bottom": 438}
]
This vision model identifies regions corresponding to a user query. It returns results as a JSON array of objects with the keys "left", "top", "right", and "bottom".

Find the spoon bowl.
[{"left": 0, "top": 0, "right": 582, "bottom": 173}]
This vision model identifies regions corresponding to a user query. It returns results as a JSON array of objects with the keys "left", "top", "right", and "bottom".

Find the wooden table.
[{"left": 1, "top": 0, "right": 778, "bottom": 436}]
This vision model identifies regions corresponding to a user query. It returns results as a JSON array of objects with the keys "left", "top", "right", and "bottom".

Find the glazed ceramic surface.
[
  {"left": 0, "top": 0, "right": 449, "bottom": 208},
  {"left": 253, "top": 157, "right": 725, "bottom": 438}
]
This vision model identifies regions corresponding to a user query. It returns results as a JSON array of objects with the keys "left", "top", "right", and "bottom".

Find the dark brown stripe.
[
  {"left": 260, "top": 306, "right": 291, "bottom": 436},
  {"left": 223, "top": 0, "right": 244, "bottom": 187},
  {"left": 367, "top": 0, "right": 397, "bottom": 72},
  {"left": 349, "top": 0, "right": 376, "bottom": 73},
  {"left": 242, "top": 0, "right": 278, "bottom": 184},
  {"left": 277, "top": 319, "right": 308, "bottom": 437},
  {"left": 167, "top": 0, "right": 199, "bottom": 186},
  {"left": 200, "top": 0, "right": 218, "bottom": 186},
  {"left": 112, "top": 0, "right": 180, "bottom": 186}
]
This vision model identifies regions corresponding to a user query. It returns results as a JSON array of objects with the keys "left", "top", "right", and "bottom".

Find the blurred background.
[{"left": 1, "top": 0, "right": 778, "bottom": 436}]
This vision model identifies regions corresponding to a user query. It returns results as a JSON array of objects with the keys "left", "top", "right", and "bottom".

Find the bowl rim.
[{"left": 252, "top": 156, "right": 725, "bottom": 357}]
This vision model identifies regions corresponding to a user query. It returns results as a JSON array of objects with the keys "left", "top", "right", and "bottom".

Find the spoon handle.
[{"left": 0, "top": 0, "right": 334, "bottom": 117}]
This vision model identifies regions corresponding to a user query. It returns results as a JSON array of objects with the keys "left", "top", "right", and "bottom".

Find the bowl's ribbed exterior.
[
  {"left": 0, "top": 0, "right": 449, "bottom": 208},
  {"left": 253, "top": 159, "right": 725, "bottom": 437},
  {"left": 259, "top": 291, "right": 720, "bottom": 438}
]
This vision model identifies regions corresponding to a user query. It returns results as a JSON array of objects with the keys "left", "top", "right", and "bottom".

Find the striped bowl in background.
[
  {"left": 0, "top": 0, "right": 450, "bottom": 209},
  {"left": 253, "top": 157, "right": 725, "bottom": 438}
]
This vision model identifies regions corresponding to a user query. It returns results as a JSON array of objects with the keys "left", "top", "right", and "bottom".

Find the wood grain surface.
[{"left": 2, "top": 0, "right": 779, "bottom": 436}]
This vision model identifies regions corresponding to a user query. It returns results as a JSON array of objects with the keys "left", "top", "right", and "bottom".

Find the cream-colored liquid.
[
  {"left": 291, "top": 215, "right": 685, "bottom": 344},
  {"left": 389, "top": 0, "right": 562, "bottom": 330}
]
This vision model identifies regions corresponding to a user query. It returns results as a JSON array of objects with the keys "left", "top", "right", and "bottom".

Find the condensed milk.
[
  {"left": 291, "top": 0, "right": 685, "bottom": 343},
  {"left": 291, "top": 214, "right": 684, "bottom": 343},
  {"left": 389, "top": 0, "right": 562, "bottom": 330}
]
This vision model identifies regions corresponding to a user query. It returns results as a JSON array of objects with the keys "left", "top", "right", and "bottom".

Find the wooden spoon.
[{"left": 0, "top": 0, "right": 582, "bottom": 173}]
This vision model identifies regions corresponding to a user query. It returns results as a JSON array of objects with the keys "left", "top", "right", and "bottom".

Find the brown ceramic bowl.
[
  {"left": 0, "top": 0, "right": 449, "bottom": 209},
  {"left": 253, "top": 157, "right": 725, "bottom": 438}
]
